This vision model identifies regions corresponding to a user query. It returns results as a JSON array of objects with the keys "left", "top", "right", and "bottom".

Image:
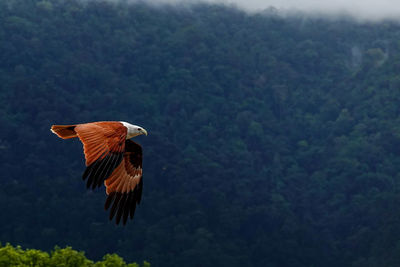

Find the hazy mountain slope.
[{"left": 2, "top": 1, "right": 400, "bottom": 266}]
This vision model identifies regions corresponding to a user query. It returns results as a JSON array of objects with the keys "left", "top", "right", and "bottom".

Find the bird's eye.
[{"left": 137, "top": 128, "right": 141, "bottom": 131}]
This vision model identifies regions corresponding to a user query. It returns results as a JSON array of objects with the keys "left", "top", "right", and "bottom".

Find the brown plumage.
[{"left": 51, "top": 121, "right": 147, "bottom": 225}]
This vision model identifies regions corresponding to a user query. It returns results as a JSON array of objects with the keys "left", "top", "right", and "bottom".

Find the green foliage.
[
  {"left": 0, "top": 243, "right": 148, "bottom": 267},
  {"left": 50, "top": 247, "right": 92, "bottom": 267},
  {"left": 2, "top": 0, "right": 400, "bottom": 266}
]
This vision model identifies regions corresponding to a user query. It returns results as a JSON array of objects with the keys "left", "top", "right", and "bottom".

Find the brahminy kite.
[{"left": 50, "top": 121, "right": 147, "bottom": 225}]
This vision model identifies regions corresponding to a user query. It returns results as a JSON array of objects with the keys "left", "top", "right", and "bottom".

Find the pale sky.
[{"left": 148, "top": 0, "right": 400, "bottom": 21}]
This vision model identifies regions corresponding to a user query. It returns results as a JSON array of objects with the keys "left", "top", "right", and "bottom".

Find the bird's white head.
[{"left": 120, "top": 121, "right": 148, "bottom": 139}]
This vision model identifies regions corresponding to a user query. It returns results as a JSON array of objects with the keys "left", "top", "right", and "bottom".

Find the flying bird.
[{"left": 51, "top": 121, "right": 147, "bottom": 225}]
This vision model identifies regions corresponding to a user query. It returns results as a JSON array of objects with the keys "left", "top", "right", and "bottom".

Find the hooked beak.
[{"left": 142, "top": 128, "right": 148, "bottom": 136}]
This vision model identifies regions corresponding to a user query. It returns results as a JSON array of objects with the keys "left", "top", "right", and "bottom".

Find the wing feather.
[
  {"left": 74, "top": 122, "right": 127, "bottom": 189},
  {"left": 104, "top": 139, "right": 143, "bottom": 225}
]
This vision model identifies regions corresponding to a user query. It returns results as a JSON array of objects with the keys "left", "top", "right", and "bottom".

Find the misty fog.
[{"left": 137, "top": 0, "right": 400, "bottom": 21}]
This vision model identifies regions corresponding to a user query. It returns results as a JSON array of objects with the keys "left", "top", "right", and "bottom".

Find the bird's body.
[{"left": 51, "top": 121, "right": 147, "bottom": 225}]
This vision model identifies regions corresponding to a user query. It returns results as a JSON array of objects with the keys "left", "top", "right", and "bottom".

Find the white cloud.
[{"left": 150, "top": 0, "right": 400, "bottom": 21}]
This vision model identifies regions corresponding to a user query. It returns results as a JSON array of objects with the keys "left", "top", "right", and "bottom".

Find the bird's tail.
[{"left": 51, "top": 125, "right": 78, "bottom": 139}]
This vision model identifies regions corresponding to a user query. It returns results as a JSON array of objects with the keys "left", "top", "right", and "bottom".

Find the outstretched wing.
[
  {"left": 74, "top": 122, "right": 127, "bottom": 189},
  {"left": 104, "top": 139, "right": 143, "bottom": 225}
]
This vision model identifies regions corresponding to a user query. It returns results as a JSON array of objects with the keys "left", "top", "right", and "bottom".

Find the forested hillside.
[{"left": 2, "top": 0, "right": 400, "bottom": 266}]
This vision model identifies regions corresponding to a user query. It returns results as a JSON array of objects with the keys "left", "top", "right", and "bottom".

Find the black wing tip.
[
  {"left": 105, "top": 188, "right": 141, "bottom": 226},
  {"left": 104, "top": 192, "right": 115, "bottom": 210},
  {"left": 82, "top": 152, "right": 123, "bottom": 190}
]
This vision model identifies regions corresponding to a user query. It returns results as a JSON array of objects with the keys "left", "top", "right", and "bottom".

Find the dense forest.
[{"left": 2, "top": 0, "right": 400, "bottom": 266}]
